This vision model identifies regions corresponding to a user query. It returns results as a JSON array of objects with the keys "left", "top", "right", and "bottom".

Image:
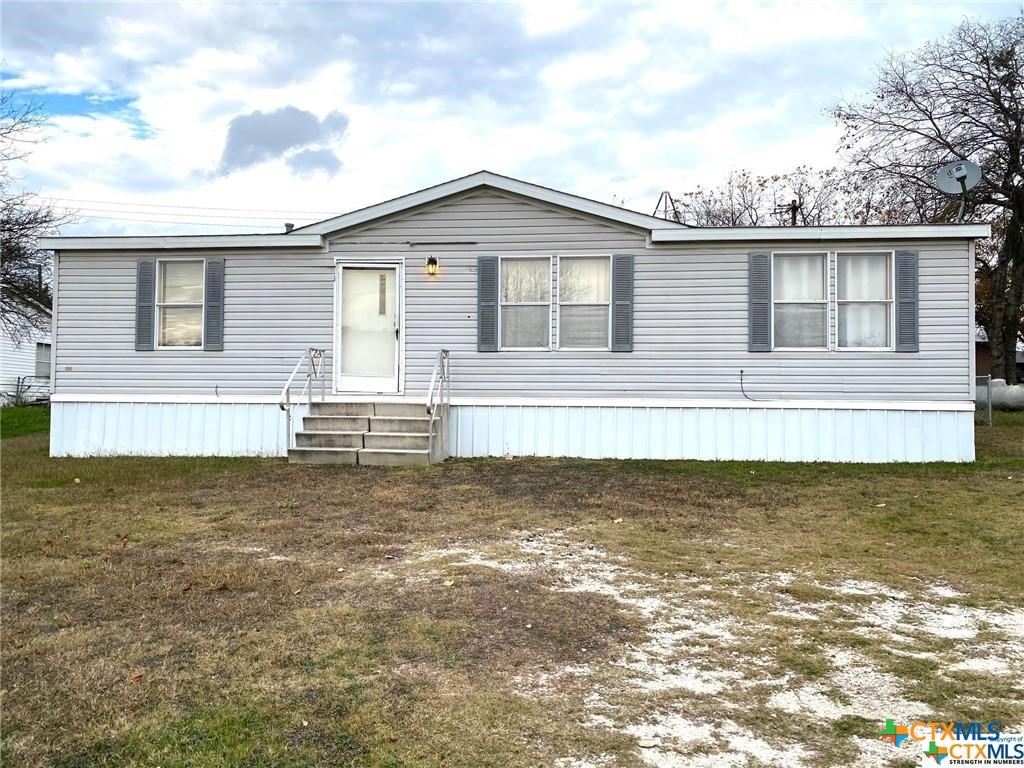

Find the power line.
[
  {"left": 43, "top": 195, "right": 339, "bottom": 216},
  {"left": 70, "top": 213, "right": 274, "bottom": 229},
  {"left": 68, "top": 205, "right": 319, "bottom": 222}
]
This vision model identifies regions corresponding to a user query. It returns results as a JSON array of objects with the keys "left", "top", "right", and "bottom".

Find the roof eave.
[
  {"left": 650, "top": 224, "right": 992, "bottom": 243},
  {"left": 38, "top": 234, "right": 325, "bottom": 251}
]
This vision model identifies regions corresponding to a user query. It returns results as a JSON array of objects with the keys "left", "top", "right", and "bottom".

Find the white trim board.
[
  {"left": 38, "top": 234, "right": 325, "bottom": 251},
  {"left": 651, "top": 224, "right": 991, "bottom": 243},
  {"left": 50, "top": 393, "right": 975, "bottom": 411}
]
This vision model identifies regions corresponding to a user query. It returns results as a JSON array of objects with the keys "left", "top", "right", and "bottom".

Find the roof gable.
[{"left": 293, "top": 170, "right": 679, "bottom": 237}]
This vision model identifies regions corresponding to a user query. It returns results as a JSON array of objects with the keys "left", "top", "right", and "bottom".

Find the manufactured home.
[
  {"left": 1, "top": 290, "right": 52, "bottom": 405},
  {"left": 39, "top": 171, "right": 988, "bottom": 464}
]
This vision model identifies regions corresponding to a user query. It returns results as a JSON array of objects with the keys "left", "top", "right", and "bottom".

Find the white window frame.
[
  {"left": 771, "top": 251, "right": 830, "bottom": 351},
  {"left": 35, "top": 342, "right": 51, "bottom": 378},
  {"left": 835, "top": 249, "right": 895, "bottom": 352},
  {"left": 498, "top": 254, "right": 552, "bottom": 351},
  {"left": 155, "top": 258, "right": 206, "bottom": 349},
  {"left": 556, "top": 254, "right": 612, "bottom": 351}
]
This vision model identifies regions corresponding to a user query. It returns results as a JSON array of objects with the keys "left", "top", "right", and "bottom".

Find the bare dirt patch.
[{"left": 403, "top": 530, "right": 1024, "bottom": 768}]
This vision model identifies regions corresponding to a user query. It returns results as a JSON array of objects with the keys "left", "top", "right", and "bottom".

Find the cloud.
[
  {"left": 1, "top": 0, "right": 1018, "bottom": 237},
  {"left": 217, "top": 106, "right": 349, "bottom": 174},
  {"left": 286, "top": 147, "right": 342, "bottom": 177}
]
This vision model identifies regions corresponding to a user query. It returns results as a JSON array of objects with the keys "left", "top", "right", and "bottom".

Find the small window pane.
[
  {"left": 159, "top": 307, "right": 203, "bottom": 346},
  {"left": 560, "top": 305, "right": 609, "bottom": 347},
  {"left": 774, "top": 304, "right": 826, "bottom": 347},
  {"left": 35, "top": 343, "right": 51, "bottom": 377},
  {"left": 775, "top": 254, "right": 825, "bottom": 300},
  {"left": 838, "top": 253, "right": 890, "bottom": 300},
  {"left": 501, "top": 259, "right": 549, "bottom": 303},
  {"left": 160, "top": 261, "right": 204, "bottom": 303},
  {"left": 560, "top": 258, "right": 609, "bottom": 303},
  {"left": 501, "top": 305, "right": 548, "bottom": 348},
  {"left": 839, "top": 303, "right": 890, "bottom": 347}
]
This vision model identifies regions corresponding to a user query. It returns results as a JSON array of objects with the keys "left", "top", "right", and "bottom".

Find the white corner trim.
[
  {"left": 50, "top": 393, "right": 976, "bottom": 411},
  {"left": 37, "top": 234, "right": 325, "bottom": 251},
  {"left": 650, "top": 224, "right": 991, "bottom": 243},
  {"left": 295, "top": 170, "right": 676, "bottom": 235}
]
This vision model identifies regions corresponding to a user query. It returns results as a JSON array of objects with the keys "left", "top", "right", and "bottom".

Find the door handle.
[{"left": 394, "top": 328, "right": 400, "bottom": 340}]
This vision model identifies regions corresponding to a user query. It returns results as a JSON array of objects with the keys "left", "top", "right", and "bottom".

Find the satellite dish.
[
  {"left": 934, "top": 160, "right": 981, "bottom": 222},
  {"left": 935, "top": 160, "right": 981, "bottom": 194}
]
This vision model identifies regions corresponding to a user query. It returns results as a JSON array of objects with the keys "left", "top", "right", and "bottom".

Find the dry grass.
[{"left": 1, "top": 413, "right": 1022, "bottom": 767}]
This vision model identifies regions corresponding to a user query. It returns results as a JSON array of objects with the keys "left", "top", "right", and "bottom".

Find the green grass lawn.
[
  {"left": 0, "top": 404, "right": 50, "bottom": 438},
  {"left": 1, "top": 413, "right": 1021, "bottom": 768}
]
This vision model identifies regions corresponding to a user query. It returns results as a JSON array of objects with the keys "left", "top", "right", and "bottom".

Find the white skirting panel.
[
  {"left": 50, "top": 400, "right": 975, "bottom": 463},
  {"left": 449, "top": 405, "right": 976, "bottom": 463},
  {"left": 50, "top": 401, "right": 304, "bottom": 457}
]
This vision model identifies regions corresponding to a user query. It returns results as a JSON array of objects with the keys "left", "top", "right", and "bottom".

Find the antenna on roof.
[
  {"left": 773, "top": 196, "right": 803, "bottom": 227},
  {"left": 934, "top": 160, "right": 981, "bottom": 223},
  {"left": 654, "top": 191, "right": 682, "bottom": 223}
]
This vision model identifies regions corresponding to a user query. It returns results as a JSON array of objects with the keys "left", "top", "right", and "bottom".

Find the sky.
[{"left": 1, "top": 0, "right": 1020, "bottom": 235}]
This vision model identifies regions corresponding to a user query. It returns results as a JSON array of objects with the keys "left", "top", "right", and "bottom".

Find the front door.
[{"left": 337, "top": 265, "right": 400, "bottom": 393}]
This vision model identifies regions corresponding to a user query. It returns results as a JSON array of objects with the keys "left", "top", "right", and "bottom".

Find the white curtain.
[
  {"left": 838, "top": 253, "right": 890, "bottom": 347},
  {"left": 839, "top": 304, "right": 889, "bottom": 347},
  {"left": 838, "top": 253, "right": 889, "bottom": 300},
  {"left": 775, "top": 254, "right": 824, "bottom": 300},
  {"left": 774, "top": 254, "right": 825, "bottom": 347}
]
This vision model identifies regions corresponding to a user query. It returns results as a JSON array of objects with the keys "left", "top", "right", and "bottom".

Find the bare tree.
[
  {"left": 834, "top": 14, "right": 1024, "bottom": 382},
  {"left": 1, "top": 90, "right": 71, "bottom": 341},
  {"left": 671, "top": 167, "right": 854, "bottom": 227}
]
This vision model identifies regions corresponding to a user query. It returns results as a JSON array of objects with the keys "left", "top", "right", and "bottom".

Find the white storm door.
[{"left": 337, "top": 265, "right": 400, "bottom": 393}]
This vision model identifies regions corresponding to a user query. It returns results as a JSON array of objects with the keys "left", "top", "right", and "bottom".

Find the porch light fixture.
[{"left": 425, "top": 255, "right": 439, "bottom": 276}]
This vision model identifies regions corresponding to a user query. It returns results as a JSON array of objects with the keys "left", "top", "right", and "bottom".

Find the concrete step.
[
  {"left": 310, "top": 402, "right": 374, "bottom": 416},
  {"left": 358, "top": 448, "right": 430, "bottom": 466},
  {"left": 288, "top": 447, "right": 359, "bottom": 464},
  {"left": 373, "top": 402, "right": 430, "bottom": 417},
  {"left": 295, "top": 430, "right": 365, "bottom": 449},
  {"left": 363, "top": 432, "right": 430, "bottom": 451},
  {"left": 303, "top": 415, "right": 370, "bottom": 432},
  {"left": 369, "top": 416, "right": 432, "bottom": 434}
]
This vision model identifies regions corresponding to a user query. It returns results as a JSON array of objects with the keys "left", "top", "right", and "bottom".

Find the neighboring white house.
[
  {"left": 39, "top": 171, "right": 989, "bottom": 463},
  {"left": 0, "top": 290, "right": 53, "bottom": 405}
]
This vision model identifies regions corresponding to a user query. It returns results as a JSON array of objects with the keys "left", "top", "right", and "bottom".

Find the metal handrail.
[
  {"left": 279, "top": 347, "right": 326, "bottom": 448},
  {"left": 426, "top": 349, "right": 451, "bottom": 462}
]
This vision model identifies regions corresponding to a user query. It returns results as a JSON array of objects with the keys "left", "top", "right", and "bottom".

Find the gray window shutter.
[
  {"left": 204, "top": 258, "right": 225, "bottom": 351},
  {"left": 748, "top": 251, "right": 772, "bottom": 352},
  {"left": 611, "top": 254, "right": 634, "bottom": 352},
  {"left": 135, "top": 259, "right": 155, "bottom": 351},
  {"left": 895, "top": 250, "right": 919, "bottom": 352},
  {"left": 477, "top": 255, "right": 499, "bottom": 352}
]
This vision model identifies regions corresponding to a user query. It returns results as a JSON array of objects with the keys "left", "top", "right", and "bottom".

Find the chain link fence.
[{"left": 975, "top": 375, "right": 993, "bottom": 427}]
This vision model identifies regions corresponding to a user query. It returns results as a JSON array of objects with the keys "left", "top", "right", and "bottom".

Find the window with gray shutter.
[
  {"left": 894, "top": 250, "right": 919, "bottom": 352},
  {"left": 477, "top": 255, "right": 499, "bottom": 352},
  {"left": 135, "top": 259, "right": 155, "bottom": 351},
  {"left": 204, "top": 258, "right": 225, "bottom": 351},
  {"left": 610, "top": 254, "right": 633, "bottom": 352},
  {"left": 748, "top": 251, "right": 771, "bottom": 352}
]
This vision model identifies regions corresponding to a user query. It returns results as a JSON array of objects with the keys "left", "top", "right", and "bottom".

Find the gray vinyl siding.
[
  {"left": 55, "top": 251, "right": 335, "bottom": 395},
  {"left": 54, "top": 188, "right": 973, "bottom": 401}
]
